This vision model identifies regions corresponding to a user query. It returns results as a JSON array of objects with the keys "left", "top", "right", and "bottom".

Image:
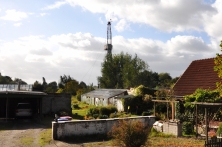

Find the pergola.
[{"left": 191, "top": 102, "right": 222, "bottom": 144}]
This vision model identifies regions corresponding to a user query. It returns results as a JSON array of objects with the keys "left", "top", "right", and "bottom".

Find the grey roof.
[
  {"left": 0, "top": 90, "right": 47, "bottom": 96},
  {"left": 83, "top": 89, "right": 127, "bottom": 99}
]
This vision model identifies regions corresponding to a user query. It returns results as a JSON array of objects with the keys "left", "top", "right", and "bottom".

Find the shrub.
[
  {"left": 93, "top": 114, "right": 99, "bottom": 119},
  {"left": 182, "top": 121, "right": 193, "bottom": 135},
  {"left": 98, "top": 115, "right": 108, "bottom": 119},
  {"left": 217, "top": 123, "right": 222, "bottom": 136},
  {"left": 108, "top": 119, "right": 150, "bottom": 147},
  {"left": 142, "top": 110, "right": 152, "bottom": 116},
  {"left": 99, "top": 107, "right": 110, "bottom": 116},
  {"left": 108, "top": 106, "right": 118, "bottom": 113},
  {"left": 73, "top": 104, "right": 80, "bottom": 109}
]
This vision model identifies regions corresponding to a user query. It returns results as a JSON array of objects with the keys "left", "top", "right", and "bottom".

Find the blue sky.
[{"left": 0, "top": 0, "right": 222, "bottom": 85}]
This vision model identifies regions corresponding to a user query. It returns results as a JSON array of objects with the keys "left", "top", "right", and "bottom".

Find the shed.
[
  {"left": 0, "top": 84, "right": 72, "bottom": 120},
  {"left": 81, "top": 89, "right": 129, "bottom": 111}
]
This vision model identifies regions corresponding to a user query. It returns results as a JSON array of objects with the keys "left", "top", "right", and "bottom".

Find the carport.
[{"left": 0, "top": 90, "right": 47, "bottom": 120}]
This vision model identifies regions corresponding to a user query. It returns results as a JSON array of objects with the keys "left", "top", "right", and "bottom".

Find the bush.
[
  {"left": 73, "top": 104, "right": 80, "bottom": 109},
  {"left": 93, "top": 114, "right": 99, "bottom": 119},
  {"left": 98, "top": 115, "right": 108, "bottom": 119},
  {"left": 182, "top": 121, "right": 193, "bottom": 135},
  {"left": 99, "top": 107, "right": 110, "bottom": 116},
  {"left": 217, "top": 123, "right": 222, "bottom": 136},
  {"left": 142, "top": 110, "right": 152, "bottom": 116},
  {"left": 108, "top": 119, "right": 150, "bottom": 147}
]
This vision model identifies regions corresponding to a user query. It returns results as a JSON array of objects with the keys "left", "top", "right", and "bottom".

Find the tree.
[
  {"left": 214, "top": 41, "right": 222, "bottom": 94},
  {"left": 158, "top": 72, "right": 172, "bottom": 88},
  {"left": 45, "top": 81, "right": 57, "bottom": 93},
  {"left": 0, "top": 74, "right": 13, "bottom": 84},
  {"left": 58, "top": 75, "right": 73, "bottom": 88},
  {"left": 99, "top": 52, "right": 148, "bottom": 89},
  {"left": 79, "top": 81, "right": 87, "bottom": 89},
  {"left": 64, "top": 80, "right": 79, "bottom": 95},
  {"left": 42, "top": 77, "right": 47, "bottom": 90},
  {"left": 14, "top": 78, "right": 27, "bottom": 84},
  {"left": 32, "top": 81, "right": 43, "bottom": 91}
]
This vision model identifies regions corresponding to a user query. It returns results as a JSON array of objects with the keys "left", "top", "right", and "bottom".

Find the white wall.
[{"left": 52, "top": 116, "right": 156, "bottom": 140}]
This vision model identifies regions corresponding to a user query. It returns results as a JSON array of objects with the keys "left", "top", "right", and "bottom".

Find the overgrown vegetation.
[{"left": 108, "top": 119, "right": 151, "bottom": 147}]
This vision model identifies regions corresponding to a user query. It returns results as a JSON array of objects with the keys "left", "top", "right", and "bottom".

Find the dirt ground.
[{"left": 0, "top": 119, "right": 101, "bottom": 147}]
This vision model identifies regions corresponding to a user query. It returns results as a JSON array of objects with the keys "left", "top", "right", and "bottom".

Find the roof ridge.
[{"left": 193, "top": 57, "right": 215, "bottom": 62}]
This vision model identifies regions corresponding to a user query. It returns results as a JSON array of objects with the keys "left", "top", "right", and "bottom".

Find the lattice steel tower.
[{"left": 104, "top": 21, "right": 112, "bottom": 54}]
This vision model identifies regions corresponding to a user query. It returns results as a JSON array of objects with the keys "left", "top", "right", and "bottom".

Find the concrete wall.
[
  {"left": 42, "top": 94, "right": 71, "bottom": 116},
  {"left": 52, "top": 116, "right": 156, "bottom": 140},
  {"left": 163, "top": 121, "right": 182, "bottom": 137}
]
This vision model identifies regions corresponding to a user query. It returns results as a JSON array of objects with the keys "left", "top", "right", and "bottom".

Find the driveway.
[{"left": 0, "top": 119, "right": 82, "bottom": 147}]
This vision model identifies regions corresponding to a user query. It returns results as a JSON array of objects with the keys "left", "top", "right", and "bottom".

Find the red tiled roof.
[{"left": 173, "top": 57, "right": 220, "bottom": 96}]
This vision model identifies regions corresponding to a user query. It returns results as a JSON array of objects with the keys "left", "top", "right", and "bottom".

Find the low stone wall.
[
  {"left": 163, "top": 121, "right": 182, "bottom": 137},
  {"left": 52, "top": 116, "right": 155, "bottom": 140}
]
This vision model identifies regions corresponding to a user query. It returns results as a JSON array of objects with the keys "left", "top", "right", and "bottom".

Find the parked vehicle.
[{"left": 15, "top": 103, "right": 33, "bottom": 118}]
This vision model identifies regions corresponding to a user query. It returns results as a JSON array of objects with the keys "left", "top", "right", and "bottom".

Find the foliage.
[
  {"left": 32, "top": 80, "right": 43, "bottom": 91},
  {"left": 133, "top": 85, "right": 156, "bottom": 97},
  {"left": 214, "top": 41, "right": 222, "bottom": 95},
  {"left": 121, "top": 95, "right": 153, "bottom": 115},
  {"left": 217, "top": 123, "right": 222, "bottom": 136},
  {"left": 149, "top": 127, "right": 174, "bottom": 137},
  {"left": 0, "top": 73, "right": 27, "bottom": 84},
  {"left": 182, "top": 121, "right": 194, "bottom": 135},
  {"left": 72, "top": 104, "right": 80, "bottom": 109},
  {"left": 45, "top": 81, "right": 58, "bottom": 93},
  {"left": 142, "top": 110, "right": 153, "bottom": 116},
  {"left": 184, "top": 88, "right": 222, "bottom": 125},
  {"left": 64, "top": 79, "right": 79, "bottom": 95},
  {"left": 98, "top": 52, "right": 148, "bottom": 88},
  {"left": 158, "top": 72, "right": 172, "bottom": 88},
  {"left": 108, "top": 119, "right": 150, "bottom": 147},
  {"left": 86, "top": 106, "right": 117, "bottom": 119},
  {"left": 184, "top": 89, "right": 221, "bottom": 109},
  {"left": 98, "top": 115, "right": 109, "bottom": 119}
]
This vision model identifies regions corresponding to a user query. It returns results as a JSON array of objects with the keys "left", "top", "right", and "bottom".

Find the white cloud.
[
  {"left": 0, "top": 9, "right": 28, "bottom": 21},
  {"left": 58, "top": 0, "right": 216, "bottom": 32},
  {"left": 40, "top": 13, "right": 47, "bottom": 16},
  {"left": 43, "top": 1, "right": 68, "bottom": 10},
  {"left": 99, "top": 17, "right": 104, "bottom": 24},
  {"left": 114, "top": 19, "right": 130, "bottom": 32},
  {"left": 0, "top": 32, "right": 217, "bottom": 84},
  {"left": 203, "top": 0, "right": 222, "bottom": 42},
  {"left": 14, "top": 22, "right": 22, "bottom": 27}
]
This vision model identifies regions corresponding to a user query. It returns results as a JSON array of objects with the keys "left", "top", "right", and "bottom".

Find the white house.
[{"left": 81, "top": 89, "right": 131, "bottom": 111}]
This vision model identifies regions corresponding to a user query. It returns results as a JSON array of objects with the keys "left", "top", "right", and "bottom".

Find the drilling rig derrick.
[{"left": 104, "top": 21, "right": 112, "bottom": 54}]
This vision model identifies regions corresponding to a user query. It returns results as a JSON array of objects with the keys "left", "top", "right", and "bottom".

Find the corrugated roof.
[
  {"left": 0, "top": 90, "right": 47, "bottom": 95},
  {"left": 83, "top": 89, "right": 127, "bottom": 99},
  {"left": 173, "top": 57, "right": 220, "bottom": 96}
]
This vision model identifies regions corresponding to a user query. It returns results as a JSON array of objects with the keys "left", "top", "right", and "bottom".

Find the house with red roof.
[{"left": 173, "top": 57, "right": 220, "bottom": 97}]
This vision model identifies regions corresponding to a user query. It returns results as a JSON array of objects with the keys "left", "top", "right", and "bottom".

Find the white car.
[{"left": 15, "top": 103, "right": 33, "bottom": 118}]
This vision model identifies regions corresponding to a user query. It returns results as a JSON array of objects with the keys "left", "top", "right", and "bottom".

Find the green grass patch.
[
  {"left": 149, "top": 127, "right": 175, "bottom": 138},
  {"left": 72, "top": 109, "right": 86, "bottom": 120},
  {"left": 38, "top": 129, "right": 52, "bottom": 146}
]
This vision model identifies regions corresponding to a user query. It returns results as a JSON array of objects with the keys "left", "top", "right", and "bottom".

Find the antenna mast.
[{"left": 104, "top": 21, "right": 112, "bottom": 54}]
